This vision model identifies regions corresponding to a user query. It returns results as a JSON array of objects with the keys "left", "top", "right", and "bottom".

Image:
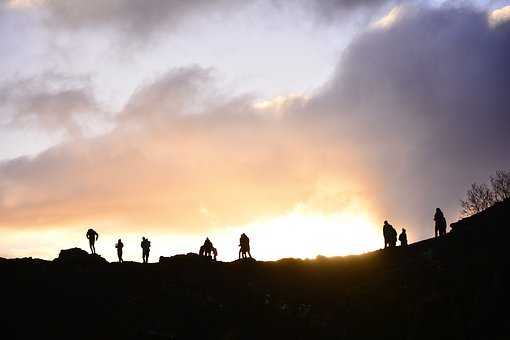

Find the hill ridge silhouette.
[{"left": 1, "top": 200, "right": 509, "bottom": 339}]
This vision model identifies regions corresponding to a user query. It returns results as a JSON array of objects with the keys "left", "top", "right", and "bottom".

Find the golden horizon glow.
[
  {"left": 0, "top": 209, "right": 383, "bottom": 262},
  {"left": 233, "top": 210, "right": 381, "bottom": 260}
]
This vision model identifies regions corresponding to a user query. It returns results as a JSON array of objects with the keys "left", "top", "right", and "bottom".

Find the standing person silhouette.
[
  {"left": 399, "top": 228, "right": 408, "bottom": 246},
  {"left": 382, "top": 221, "right": 392, "bottom": 248},
  {"left": 389, "top": 224, "right": 397, "bottom": 247},
  {"left": 239, "top": 233, "right": 252, "bottom": 259},
  {"left": 434, "top": 208, "right": 447, "bottom": 237},
  {"left": 141, "top": 237, "right": 151, "bottom": 263},
  {"left": 212, "top": 246, "right": 218, "bottom": 261},
  {"left": 115, "top": 239, "right": 124, "bottom": 263},
  {"left": 86, "top": 228, "right": 99, "bottom": 254}
]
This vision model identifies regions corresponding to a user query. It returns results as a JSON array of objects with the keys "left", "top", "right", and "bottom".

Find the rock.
[
  {"left": 54, "top": 247, "right": 108, "bottom": 265},
  {"left": 159, "top": 252, "right": 209, "bottom": 264},
  {"left": 233, "top": 257, "right": 257, "bottom": 264}
]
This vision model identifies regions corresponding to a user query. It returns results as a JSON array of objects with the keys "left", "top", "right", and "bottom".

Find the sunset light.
[
  {"left": 2, "top": 1, "right": 510, "bottom": 338},
  {"left": 234, "top": 211, "right": 381, "bottom": 260},
  {"left": 0, "top": 0, "right": 509, "bottom": 264}
]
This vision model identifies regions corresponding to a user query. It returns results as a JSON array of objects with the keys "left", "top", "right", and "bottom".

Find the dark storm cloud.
[{"left": 304, "top": 5, "right": 510, "bottom": 237}]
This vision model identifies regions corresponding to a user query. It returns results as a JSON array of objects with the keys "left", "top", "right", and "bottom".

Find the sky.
[{"left": 0, "top": 0, "right": 509, "bottom": 262}]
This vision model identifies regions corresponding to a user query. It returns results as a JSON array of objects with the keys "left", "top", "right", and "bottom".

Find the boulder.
[
  {"left": 159, "top": 252, "right": 208, "bottom": 264},
  {"left": 233, "top": 257, "right": 257, "bottom": 264},
  {"left": 54, "top": 247, "right": 108, "bottom": 265}
]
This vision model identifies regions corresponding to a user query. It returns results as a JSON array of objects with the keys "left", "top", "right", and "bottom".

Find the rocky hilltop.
[{"left": 1, "top": 200, "right": 509, "bottom": 340}]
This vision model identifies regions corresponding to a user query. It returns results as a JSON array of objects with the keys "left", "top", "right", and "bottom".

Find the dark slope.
[{"left": 1, "top": 200, "right": 509, "bottom": 340}]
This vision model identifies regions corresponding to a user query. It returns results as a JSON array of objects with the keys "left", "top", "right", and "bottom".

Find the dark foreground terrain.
[{"left": 2, "top": 200, "right": 510, "bottom": 340}]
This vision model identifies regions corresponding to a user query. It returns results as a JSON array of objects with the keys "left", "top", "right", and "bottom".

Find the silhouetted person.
[
  {"left": 86, "top": 228, "right": 98, "bottom": 254},
  {"left": 212, "top": 246, "right": 217, "bottom": 261},
  {"left": 239, "top": 233, "right": 252, "bottom": 259},
  {"left": 389, "top": 225, "right": 397, "bottom": 247},
  {"left": 434, "top": 208, "right": 447, "bottom": 237},
  {"left": 115, "top": 239, "right": 124, "bottom": 263},
  {"left": 199, "top": 237, "right": 215, "bottom": 259},
  {"left": 199, "top": 238, "right": 211, "bottom": 257},
  {"left": 399, "top": 228, "right": 408, "bottom": 246},
  {"left": 383, "top": 221, "right": 393, "bottom": 248},
  {"left": 141, "top": 237, "right": 151, "bottom": 263},
  {"left": 204, "top": 237, "right": 212, "bottom": 255}
]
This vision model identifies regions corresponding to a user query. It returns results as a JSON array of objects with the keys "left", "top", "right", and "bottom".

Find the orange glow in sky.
[
  {"left": 230, "top": 211, "right": 381, "bottom": 260},
  {"left": 0, "top": 208, "right": 383, "bottom": 262}
]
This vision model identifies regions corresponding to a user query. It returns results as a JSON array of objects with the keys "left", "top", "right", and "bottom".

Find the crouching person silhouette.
[{"left": 199, "top": 237, "right": 217, "bottom": 260}]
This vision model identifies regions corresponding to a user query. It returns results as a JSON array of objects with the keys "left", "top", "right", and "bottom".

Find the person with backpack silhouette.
[
  {"left": 434, "top": 208, "right": 447, "bottom": 237},
  {"left": 86, "top": 228, "right": 99, "bottom": 254},
  {"left": 239, "top": 233, "right": 252, "bottom": 259},
  {"left": 399, "top": 228, "right": 408, "bottom": 246},
  {"left": 115, "top": 239, "right": 124, "bottom": 263},
  {"left": 141, "top": 237, "right": 151, "bottom": 263}
]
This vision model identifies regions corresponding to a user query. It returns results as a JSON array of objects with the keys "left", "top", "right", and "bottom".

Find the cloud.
[
  {"left": 0, "top": 4, "right": 509, "bottom": 244},
  {"left": 0, "top": 66, "right": 369, "bottom": 233},
  {"left": 287, "top": 0, "right": 398, "bottom": 23},
  {"left": 5, "top": 0, "right": 43, "bottom": 9},
  {"left": 35, "top": 0, "right": 247, "bottom": 38},
  {"left": 488, "top": 5, "right": 510, "bottom": 27},
  {"left": 0, "top": 74, "right": 101, "bottom": 136},
  {"left": 253, "top": 93, "right": 309, "bottom": 118},
  {"left": 308, "top": 4, "right": 510, "bottom": 235},
  {"left": 8, "top": 0, "right": 400, "bottom": 41},
  {"left": 372, "top": 4, "right": 407, "bottom": 29}
]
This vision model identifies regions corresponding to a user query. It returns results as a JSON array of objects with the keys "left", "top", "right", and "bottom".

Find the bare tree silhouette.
[
  {"left": 490, "top": 170, "right": 510, "bottom": 202},
  {"left": 461, "top": 170, "right": 510, "bottom": 216}
]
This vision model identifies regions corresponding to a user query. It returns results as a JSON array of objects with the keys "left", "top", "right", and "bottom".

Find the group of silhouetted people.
[
  {"left": 197, "top": 233, "right": 253, "bottom": 261},
  {"left": 85, "top": 208, "right": 448, "bottom": 262},
  {"left": 383, "top": 208, "right": 448, "bottom": 249},
  {"left": 86, "top": 227, "right": 254, "bottom": 263},
  {"left": 86, "top": 228, "right": 152, "bottom": 263},
  {"left": 382, "top": 221, "right": 402, "bottom": 248}
]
